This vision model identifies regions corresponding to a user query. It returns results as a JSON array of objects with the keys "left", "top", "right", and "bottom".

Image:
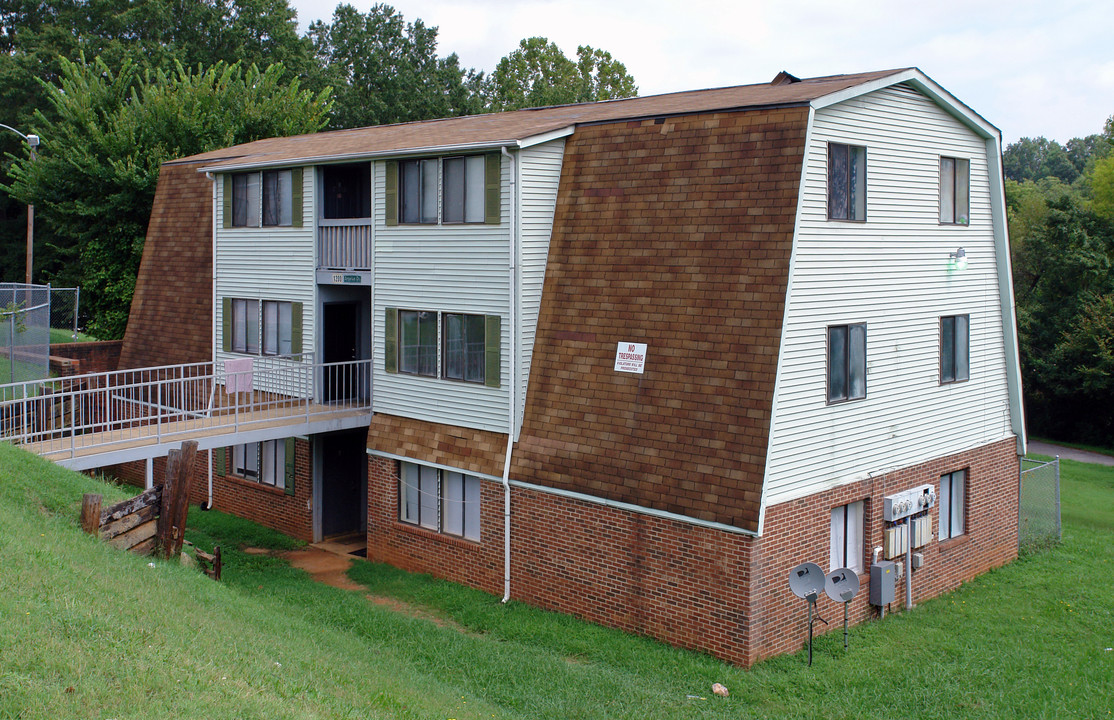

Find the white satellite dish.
[
  {"left": 788, "top": 562, "right": 825, "bottom": 601},
  {"left": 825, "top": 568, "right": 860, "bottom": 651}
]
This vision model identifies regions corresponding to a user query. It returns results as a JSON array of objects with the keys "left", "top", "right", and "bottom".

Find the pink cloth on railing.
[{"left": 224, "top": 358, "right": 254, "bottom": 394}]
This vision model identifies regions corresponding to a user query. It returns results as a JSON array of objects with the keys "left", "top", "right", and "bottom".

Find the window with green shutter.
[{"left": 387, "top": 153, "right": 500, "bottom": 225}]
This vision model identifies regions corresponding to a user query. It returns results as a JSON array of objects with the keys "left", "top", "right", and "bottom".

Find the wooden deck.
[{"left": 20, "top": 401, "right": 372, "bottom": 470}]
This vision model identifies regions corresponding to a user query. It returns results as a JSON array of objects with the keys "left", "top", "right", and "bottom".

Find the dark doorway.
[
  {"left": 320, "top": 430, "right": 367, "bottom": 539},
  {"left": 323, "top": 301, "right": 360, "bottom": 402}
]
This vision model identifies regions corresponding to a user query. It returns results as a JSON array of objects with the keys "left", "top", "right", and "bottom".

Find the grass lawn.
[
  {"left": 48, "top": 327, "right": 97, "bottom": 345},
  {"left": 2, "top": 444, "right": 1112, "bottom": 719}
]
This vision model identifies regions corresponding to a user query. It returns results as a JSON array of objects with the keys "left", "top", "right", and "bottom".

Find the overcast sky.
[{"left": 289, "top": 0, "right": 1112, "bottom": 144}]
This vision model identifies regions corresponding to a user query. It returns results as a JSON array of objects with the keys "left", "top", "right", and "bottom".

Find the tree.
[
  {"left": 487, "top": 37, "right": 637, "bottom": 111},
  {"left": 1093, "top": 153, "right": 1114, "bottom": 221},
  {"left": 307, "top": 3, "right": 485, "bottom": 129},
  {"left": 3, "top": 56, "right": 331, "bottom": 337},
  {"left": 1003, "top": 136, "right": 1078, "bottom": 183}
]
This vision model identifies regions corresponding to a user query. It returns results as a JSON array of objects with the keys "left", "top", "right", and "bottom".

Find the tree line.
[
  {"left": 0, "top": 0, "right": 637, "bottom": 337},
  {"left": 1005, "top": 121, "right": 1114, "bottom": 444}
]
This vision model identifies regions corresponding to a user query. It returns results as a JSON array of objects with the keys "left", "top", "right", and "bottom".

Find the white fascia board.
[
  {"left": 755, "top": 104, "right": 815, "bottom": 538},
  {"left": 811, "top": 68, "right": 999, "bottom": 140},
  {"left": 197, "top": 139, "right": 521, "bottom": 174},
  {"left": 516, "top": 126, "right": 575, "bottom": 148}
]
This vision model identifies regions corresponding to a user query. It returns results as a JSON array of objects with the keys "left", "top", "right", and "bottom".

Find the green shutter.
[
  {"left": 215, "top": 446, "right": 227, "bottom": 476},
  {"left": 485, "top": 152, "right": 501, "bottom": 225},
  {"left": 291, "top": 167, "right": 303, "bottom": 227},
  {"left": 290, "top": 302, "right": 303, "bottom": 355},
  {"left": 222, "top": 297, "right": 232, "bottom": 352},
  {"left": 384, "top": 307, "right": 398, "bottom": 374},
  {"left": 284, "top": 437, "right": 296, "bottom": 495},
  {"left": 385, "top": 161, "right": 398, "bottom": 226},
  {"left": 484, "top": 314, "right": 501, "bottom": 388},
  {"left": 222, "top": 175, "right": 232, "bottom": 229}
]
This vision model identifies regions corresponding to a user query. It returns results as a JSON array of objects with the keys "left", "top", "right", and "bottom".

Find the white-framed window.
[
  {"left": 939, "top": 157, "right": 970, "bottom": 225},
  {"left": 828, "top": 143, "right": 866, "bottom": 221},
  {"left": 231, "top": 440, "right": 286, "bottom": 488},
  {"left": 231, "top": 298, "right": 259, "bottom": 354},
  {"left": 385, "top": 308, "right": 500, "bottom": 388},
  {"left": 442, "top": 313, "right": 486, "bottom": 384},
  {"left": 827, "top": 323, "right": 866, "bottom": 403},
  {"left": 396, "top": 154, "right": 491, "bottom": 225},
  {"left": 398, "top": 461, "right": 481, "bottom": 540},
  {"left": 830, "top": 500, "right": 865, "bottom": 573},
  {"left": 263, "top": 300, "right": 294, "bottom": 356},
  {"left": 939, "top": 469, "right": 966, "bottom": 539},
  {"left": 232, "top": 170, "right": 294, "bottom": 227},
  {"left": 941, "top": 314, "right": 970, "bottom": 383}
]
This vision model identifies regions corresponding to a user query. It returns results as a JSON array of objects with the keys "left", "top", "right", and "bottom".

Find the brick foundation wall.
[
  {"left": 105, "top": 438, "right": 315, "bottom": 541},
  {"left": 367, "top": 437, "right": 1019, "bottom": 667},
  {"left": 49, "top": 340, "right": 123, "bottom": 376},
  {"left": 746, "top": 436, "right": 1020, "bottom": 664}
]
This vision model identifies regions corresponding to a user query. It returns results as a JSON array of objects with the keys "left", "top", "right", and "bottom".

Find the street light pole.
[{"left": 0, "top": 123, "right": 40, "bottom": 284}]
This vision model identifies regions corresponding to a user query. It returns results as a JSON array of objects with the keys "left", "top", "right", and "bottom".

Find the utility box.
[
  {"left": 884, "top": 524, "right": 908, "bottom": 559},
  {"left": 870, "top": 561, "right": 897, "bottom": 606}
]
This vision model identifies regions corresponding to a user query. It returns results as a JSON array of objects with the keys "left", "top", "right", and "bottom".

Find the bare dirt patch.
[{"left": 281, "top": 547, "right": 363, "bottom": 591}]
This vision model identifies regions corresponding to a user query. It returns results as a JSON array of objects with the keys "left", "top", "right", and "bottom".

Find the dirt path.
[{"left": 1028, "top": 440, "right": 1114, "bottom": 467}]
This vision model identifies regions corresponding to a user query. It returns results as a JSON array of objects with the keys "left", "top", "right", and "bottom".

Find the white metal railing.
[
  {"left": 318, "top": 223, "right": 373, "bottom": 270},
  {"left": 0, "top": 354, "right": 372, "bottom": 460}
]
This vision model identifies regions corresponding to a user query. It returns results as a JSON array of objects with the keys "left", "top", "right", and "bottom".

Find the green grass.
[
  {"left": 48, "top": 327, "right": 97, "bottom": 345},
  {"left": 3, "top": 443, "right": 1113, "bottom": 719}
]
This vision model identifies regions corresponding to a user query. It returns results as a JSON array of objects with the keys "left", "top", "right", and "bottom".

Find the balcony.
[{"left": 318, "top": 221, "right": 372, "bottom": 271}]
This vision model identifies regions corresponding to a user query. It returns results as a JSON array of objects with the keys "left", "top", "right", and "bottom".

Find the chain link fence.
[
  {"left": 1019, "top": 456, "right": 1061, "bottom": 549},
  {"left": 0, "top": 283, "right": 51, "bottom": 393},
  {"left": 48, "top": 286, "right": 81, "bottom": 341}
]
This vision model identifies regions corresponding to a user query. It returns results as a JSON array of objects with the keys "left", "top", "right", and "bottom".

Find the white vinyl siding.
[
  {"left": 373, "top": 155, "right": 511, "bottom": 432},
  {"left": 517, "top": 140, "right": 565, "bottom": 436},
  {"left": 215, "top": 168, "right": 316, "bottom": 377},
  {"left": 763, "top": 84, "right": 1013, "bottom": 508}
]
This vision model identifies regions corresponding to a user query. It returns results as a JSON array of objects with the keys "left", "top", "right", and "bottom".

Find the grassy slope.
[{"left": 2, "top": 444, "right": 1112, "bottom": 719}]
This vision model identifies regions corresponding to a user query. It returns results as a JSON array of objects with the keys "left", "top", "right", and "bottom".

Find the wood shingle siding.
[
  {"left": 120, "top": 161, "right": 214, "bottom": 368},
  {"left": 510, "top": 107, "right": 811, "bottom": 532}
]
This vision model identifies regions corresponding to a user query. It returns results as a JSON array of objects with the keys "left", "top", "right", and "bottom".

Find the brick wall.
[
  {"left": 367, "top": 437, "right": 1019, "bottom": 667},
  {"left": 49, "top": 340, "right": 123, "bottom": 376},
  {"left": 746, "top": 436, "right": 1020, "bottom": 664},
  {"left": 105, "top": 438, "right": 315, "bottom": 541}
]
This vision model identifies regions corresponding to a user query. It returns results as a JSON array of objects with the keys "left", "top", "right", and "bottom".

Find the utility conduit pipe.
[{"left": 501, "top": 145, "right": 517, "bottom": 604}]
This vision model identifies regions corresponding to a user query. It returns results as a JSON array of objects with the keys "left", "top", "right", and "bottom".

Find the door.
[
  {"left": 320, "top": 430, "right": 368, "bottom": 538},
  {"left": 322, "top": 301, "right": 359, "bottom": 402}
]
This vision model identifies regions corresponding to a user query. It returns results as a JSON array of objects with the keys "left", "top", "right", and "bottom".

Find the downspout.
[
  {"left": 204, "top": 170, "right": 218, "bottom": 511},
  {"left": 500, "top": 145, "right": 517, "bottom": 604}
]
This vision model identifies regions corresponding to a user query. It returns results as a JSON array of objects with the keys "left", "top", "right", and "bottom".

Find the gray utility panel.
[{"left": 870, "top": 561, "right": 897, "bottom": 606}]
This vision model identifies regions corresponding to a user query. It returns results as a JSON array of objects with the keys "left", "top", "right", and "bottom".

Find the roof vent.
[{"left": 771, "top": 71, "right": 801, "bottom": 86}]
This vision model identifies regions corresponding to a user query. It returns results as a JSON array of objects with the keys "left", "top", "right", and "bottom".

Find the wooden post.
[
  {"left": 81, "top": 494, "right": 102, "bottom": 535},
  {"left": 158, "top": 440, "right": 198, "bottom": 559}
]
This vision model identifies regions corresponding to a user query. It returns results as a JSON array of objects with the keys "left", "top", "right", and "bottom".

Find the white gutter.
[
  {"left": 500, "top": 145, "right": 517, "bottom": 604},
  {"left": 205, "top": 171, "right": 218, "bottom": 510}
]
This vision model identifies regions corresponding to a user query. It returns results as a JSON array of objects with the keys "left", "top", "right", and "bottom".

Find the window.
[
  {"left": 232, "top": 440, "right": 287, "bottom": 489},
  {"left": 828, "top": 323, "right": 866, "bottom": 402},
  {"left": 443, "top": 313, "right": 486, "bottom": 383},
  {"left": 231, "top": 298, "right": 259, "bottom": 354},
  {"left": 939, "top": 157, "right": 970, "bottom": 225},
  {"left": 938, "top": 469, "right": 966, "bottom": 539},
  {"left": 390, "top": 153, "right": 497, "bottom": 225},
  {"left": 232, "top": 173, "right": 260, "bottom": 227},
  {"left": 830, "top": 500, "right": 865, "bottom": 573},
  {"left": 940, "top": 315, "right": 970, "bottom": 383},
  {"left": 322, "top": 163, "right": 371, "bottom": 219},
  {"left": 828, "top": 143, "right": 866, "bottom": 221},
  {"left": 399, "top": 310, "right": 438, "bottom": 376},
  {"left": 263, "top": 300, "right": 293, "bottom": 356},
  {"left": 223, "top": 298, "right": 301, "bottom": 357},
  {"left": 225, "top": 169, "right": 301, "bottom": 228},
  {"left": 398, "top": 461, "right": 481, "bottom": 540},
  {"left": 262, "top": 170, "right": 293, "bottom": 227},
  {"left": 386, "top": 308, "right": 500, "bottom": 387}
]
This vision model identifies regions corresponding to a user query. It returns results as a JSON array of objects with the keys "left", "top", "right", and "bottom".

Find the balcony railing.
[
  {"left": 318, "top": 222, "right": 372, "bottom": 270},
  {"left": 0, "top": 354, "right": 372, "bottom": 462}
]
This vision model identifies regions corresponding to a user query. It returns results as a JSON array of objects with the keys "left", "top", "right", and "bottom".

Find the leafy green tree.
[
  {"left": 307, "top": 3, "right": 485, "bottom": 129},
  {"left": 487, "top": 37, "right": 637, "bottom": 111},
  {"left": 3, "top": 56, "right": 331, "bottom": 337},
  {"left": 1003, "top": 136, "right": 1078, "bottom": 183},
  {"left": 1093, "top": 153, "right": 1114, "bottom": 222}
]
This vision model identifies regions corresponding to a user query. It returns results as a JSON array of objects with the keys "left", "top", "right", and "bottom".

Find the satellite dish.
[
  {"left": 825, "top": 568, "right": 860, "bottom": 604},
  {"left": 788, "top": 562, "right": 825, "bottom": 602}
]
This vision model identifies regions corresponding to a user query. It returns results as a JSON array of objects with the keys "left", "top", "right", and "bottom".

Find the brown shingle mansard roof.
[{"left": 176, "top": 69, "right": 908, "bottom": 170}]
